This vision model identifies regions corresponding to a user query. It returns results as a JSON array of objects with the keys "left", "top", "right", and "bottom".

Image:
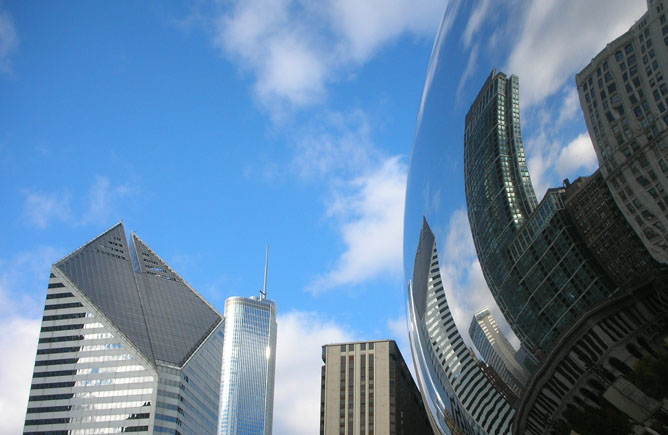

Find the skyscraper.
[
  {"left": 464, "top": 70, "right": 617, "bottom": 357},
  {"left": 24, "top": 223, "right": 225, "bottom": 434},
  {"left": 406, "top": 218, "right": 514, "bottom": 435},
  {"left": 576, "top": 0, "right": 668, "bottom": 266},
  {"left": 319, "top": 340, "right": 433, "bottom": 435},
  {"left": 218, "top": 295, "right": 277, "bottom": 435},
  {"left": 468, "top": 308, "right": 529, "bottom": 398}
]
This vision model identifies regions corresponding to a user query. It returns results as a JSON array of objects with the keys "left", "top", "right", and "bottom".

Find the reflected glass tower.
[
  {"left": 464, "top": 70, "right": 616, "bottom": 356},
  {"left": 407, "top": 219, "right": 514, "bottom": 435},
  {"left": 219, "top": 295, "right": 277, "bottom": 435},
  {"left": 23, "top": 223, "right": 224, "bottom": 434},
  {"left": 469, "top": 308, "right": 529, "bottom": 397}
]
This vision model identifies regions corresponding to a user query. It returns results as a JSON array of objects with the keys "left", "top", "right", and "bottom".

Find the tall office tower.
[
  {"left": 219, "top": 295, "right": 277, "bottom": 434},
  {"left": 563, "top": 170, "right": 666, "bottom": 288},
  {"left": 23, "top": 223, "right": 225, "bottom": 434},
  {"left": 407, "top": 218, "right": 514, "bottom": 435},
  {"left": 577, "top": 0, "right": 668, "bottom": 266},
  {"left": 468, "top": 308, "right": 530, "bottom": 397},
  {"left": 319, "top": 340, "right": 433, "bottom": 435},
  {"left": 464, "top": 70, "right": 617, "bottom": 357}
]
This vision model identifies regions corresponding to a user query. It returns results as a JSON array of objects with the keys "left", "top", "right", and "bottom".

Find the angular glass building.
[
  {"left": 468, "top": 308, "right": 529, "bottom": 397},
  {"left": 219, "top": 296, "right": 277, "bottom": 435},
  {"left": 407, "top": 219, "right": 514, "bottom": 435},
  {"left": 23, "top": 223, "right": 225, "bottom": 434}
]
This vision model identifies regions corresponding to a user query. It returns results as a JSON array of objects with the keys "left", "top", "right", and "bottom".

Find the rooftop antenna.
[{"left": 260, "top": 245, "right": 268, "bottom": 300}]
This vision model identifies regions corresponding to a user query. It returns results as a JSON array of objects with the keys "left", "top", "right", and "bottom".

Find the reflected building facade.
[
  {"left": 23, "top": 223, "right": 224, "bottom": 434},
  {"left": 464, "top": 70, "right": 617, "bottom": 357},
  {"left": 219, "top": 296, "right": 277, "bottom": 435},
  {"left": 407, "top": 219, "right": 514, "bottom": 435},
  {"left": 469, "top": 309, "right": 529, "bottom": 397},
  {"left": 576, "top": 0, "right": 668, "bottom": 266}
]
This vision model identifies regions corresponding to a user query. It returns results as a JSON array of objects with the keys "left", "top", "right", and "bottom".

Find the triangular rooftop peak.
[
  {"left": 55, "top": 221, "right": 128, "bottom": 267},
  {"left": 130, "top": 233, "right": 184, "bottom": 283},
  {"left": 130, "top": 232, "right": 223, "bottom": 319}
]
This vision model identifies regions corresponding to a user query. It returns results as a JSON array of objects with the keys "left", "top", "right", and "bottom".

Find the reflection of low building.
[
  {"left": 469, "top": 308, "right": 530, "bottom": 398},
  {"left": 513, "top": 278, "right": 668, "bottom": 434},
  {"left": 319, "top": 340, "right": 433, "bottom": 435},
  {"left": 407, "top": 218, "right": 514, "bottom": 435}
]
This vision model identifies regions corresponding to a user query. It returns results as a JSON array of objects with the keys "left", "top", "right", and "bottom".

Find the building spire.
[{"left": 260, "top": 245, "right": 269, "bottom": 300}]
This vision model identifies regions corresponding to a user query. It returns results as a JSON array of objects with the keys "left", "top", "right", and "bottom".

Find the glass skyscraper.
[
  {"left": 468, "top": 308, "right": 529, "bottom": 397},
  {"left": 407, "top": 219, "right": 514, "bottom": 435},
  {"left": 23, "top": 223, "right": 225, "bottom": 434},
  {"left": 219, "top": 296, "right": 277, "bottom": 435},
  {"left": 464, "top": 70, "right": 617, "bottom": 357}
]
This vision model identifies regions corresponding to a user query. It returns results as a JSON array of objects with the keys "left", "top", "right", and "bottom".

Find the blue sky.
[{"left": 0, "top": 1, "right": 645, "bottom": 433}]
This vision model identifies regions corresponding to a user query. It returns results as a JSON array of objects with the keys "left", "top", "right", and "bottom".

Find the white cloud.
[
  {"left": 387, "top": 315, "right": 415, "bottom": 378},
  {"left": 555, "top": 132, "right": 598, "bottom": 178},
  {"left": 79, "top": 175, "right": 136, "bottom": 226},
  {"left": 213, "top": 0, "right": 444, "bottom": 114},
  {"left": 556, "top": 87, "right": 581, "bottom": 127},
  {"left": 309, "top": 156, "right": 406, "bottom": 292},
  {"left": 22, "top": 176, "right": 136, "bottom": 229},
  {"left": 274, "top": 311, "right": 353, "bottom": 435},
  {"left": 461, "top": 0, "right": 490, "bottom": 49},
  {"left": 0, "top": 247, "right": 63, "bottom": 434},
  {"left": 22, "top": 190, "right": 72, "bottom": 229},
  {"left": 291, "top": 109, "right": 380, "bottom": 179},
  {"left": 506, "top": 0, "right": 645, "bottom": 107},
  {"left": 0, "top": 316, "right": 40, "bottom": 434},
  {"left": 0, "top": 10, "right": 18, "bottom": 74}
]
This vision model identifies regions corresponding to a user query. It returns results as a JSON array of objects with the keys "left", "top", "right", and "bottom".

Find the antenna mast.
[{"left": 261, "top": 245, "right": 269, "bottom": 300}]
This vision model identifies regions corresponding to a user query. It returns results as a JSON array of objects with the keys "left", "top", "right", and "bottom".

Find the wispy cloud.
[
  {"left": 309, "top": 156, "right": 406, "bottom": 292},
  {"left": 22, "top": 176, "right": 137, "bottom": 229},
  {"left": 0, "top": 9, "right": 18, "bottom": 74},
  {"left": 212, "top": 0, "right": 444, "bottom": 116},
  {"left": 505, "top": 0, "right": 645, "bottom": 108},
  {"left": 0, "top": 246, "right": 64, "bottom": 434},
  {"left": 387, "top": 315, "right": 415, "bottom": 377},
  {"left": 290, "top": 109, "right": 380, "bottom": 179},
  {"left": 461, "top": 0, "right": 490, "bottom": 49},
  {"left": 274, "top": 311, "right": 353, "bottom": 435},
  {"left": 22, "top": 190, "right": 73, "bottom": 229}
]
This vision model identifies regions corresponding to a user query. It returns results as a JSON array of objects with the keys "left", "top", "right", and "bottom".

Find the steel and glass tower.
[
  {"left": 468, "top": 308, "right": 529, "bottom": 397},
  {"left": 218, "top": 262, "right": 277, "bottom": 435},
  {"left": 407, "top": 218, "right": 514, "bottom": 435},
  {"left": 23, "top": 223, "right": 224, "bottom": 434},
  {"left": 464, "top": 70, "right": 617, "bottom": 357},
  {"left": 464, "top": 69, "right": 538, "bottom": 327}
]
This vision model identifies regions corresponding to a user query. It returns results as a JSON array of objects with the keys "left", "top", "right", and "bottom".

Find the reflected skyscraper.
[
  {"left": 577, "top": 0, "right": 668, "bottom": 266},
  {"left": 23, "top": 223, "right": 224, "bottom": 434},
  {"left": 407, "top": 219, "right": 514, "bottom": 435},
  {"left": 469, "top": 309, "right": 529, "bottom": 397},
  {"left": 218, "top": 260, "right": 277, "bottom": 435},
  {"left": 464, "top": 70, "right": 617, "bottom": 357}
]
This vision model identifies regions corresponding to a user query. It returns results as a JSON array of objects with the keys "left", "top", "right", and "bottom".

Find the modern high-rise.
[
  {"left": 468, "top": 308, "right": 530, "bottom": 398},
  {"left": 319, "top": 340, "right": 433, "bottom": 435},
  {"left": 576, "top": 0, "right": 668, "bottom": 266},
  {"left": 23, "top": 223, "right": 225, "bottom": 434},
  {"left": 407, "top": 218, "right": 514, "bottom": 435},
  {"left": 464, "top": 70, "right": 618, "bottom": 357},
  {"left": 219, "top": 295, "right": 277, "bottom": 435}
]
